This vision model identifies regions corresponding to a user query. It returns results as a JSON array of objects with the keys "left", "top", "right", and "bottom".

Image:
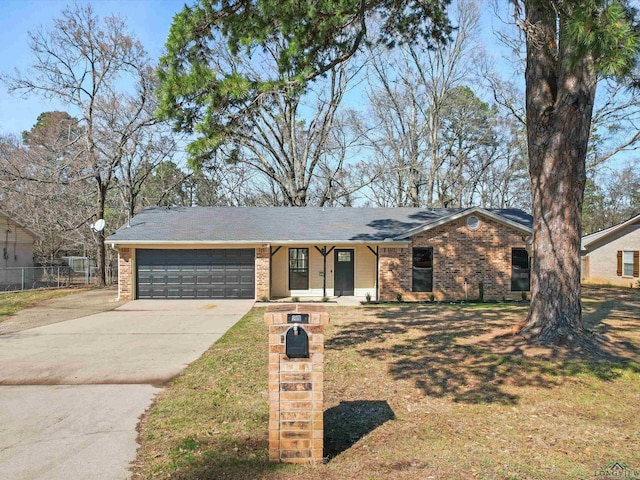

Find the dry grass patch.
[
  {"left": 0, "top": 287, "right": 90, "bottom": 322},
  {"left": 134, "top": 287, "right": 640, "bottom": 479}
]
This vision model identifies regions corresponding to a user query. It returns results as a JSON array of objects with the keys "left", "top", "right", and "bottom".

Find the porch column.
[
  {"left": 367, "top": 246, "right": 379, "bottom": 301},
  {"left": 314, "top": 246, "right": 335, "bottom": 298},
  {"left": 256, "top": 246, "right": 271, "bottom": 300},
  {"left": 117, "top": 247, "right": 133, "bottom": 301}
]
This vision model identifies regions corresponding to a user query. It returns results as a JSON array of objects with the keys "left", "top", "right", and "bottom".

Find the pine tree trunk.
[{"left": 519, "top": 0, "right": 597, "bottom": 344}]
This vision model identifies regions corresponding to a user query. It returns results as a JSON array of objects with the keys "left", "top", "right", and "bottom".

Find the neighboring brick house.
[
  {"left": 106, "top": 206, "right": 533, "bottom": 302},
  {"left": 581, "top": 213, "right": 640, "bottom": 287}
]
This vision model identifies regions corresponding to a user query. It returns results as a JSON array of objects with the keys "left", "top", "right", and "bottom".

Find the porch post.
[
  {"left": 376, "top": 246, "right": 379, "bottom": 301},
  {"left": 315, "top": 246, "right": 335, "bottom": 298},
  {"left": 314, "top": 246, "right": 327, "bottom": 298},
  {"left": 367, "top": 246, "right": 379, "bottom": 302},
  {"left": 323, "top": 246, "right": 327, "bottom": 298}
]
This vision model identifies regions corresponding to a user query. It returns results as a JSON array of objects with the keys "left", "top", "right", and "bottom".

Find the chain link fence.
[{"left": 0, "top": 265, "right": 115, "bottom": 292}]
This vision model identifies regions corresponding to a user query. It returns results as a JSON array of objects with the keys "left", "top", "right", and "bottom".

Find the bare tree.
[
  {"left": 219, "top": 65, "right": 360, "bottom": 206},
  {"left": 117, "top": 132, "right": 182, "bottom": 219},
  {"left": 0, "top": 120, "right": 94, "bottom": 263},
  {"left": 437, "top": 86, "right": 502, "bottom": 207},
  {"left": 480, "top": 117, "right": 530, "bottom": 209},
  {"left": 3, "top": 5, "right": 153, "bottom": 285},
  {"left": 159, "top": 25, "right": 364, "bottom": 207},
  {"left": 358, "top": 0, "right": 481, "bottom": 207}
]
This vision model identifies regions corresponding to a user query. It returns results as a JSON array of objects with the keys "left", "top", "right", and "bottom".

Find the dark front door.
[{"left": 334, "top": 249, "right": 354, "bottom": 296}]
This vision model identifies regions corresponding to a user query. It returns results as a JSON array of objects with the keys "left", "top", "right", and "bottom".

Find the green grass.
[
  {"left": 133, "top": 307, "right": 283, "bottom": 479},
  {"left": 135, "top": 289, "right": 640, "bottom": 480},
  {"left": 0, "top": 288, "right": 89, "bottom": 322}
]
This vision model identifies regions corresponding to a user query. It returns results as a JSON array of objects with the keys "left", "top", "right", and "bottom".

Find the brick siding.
[
  {"left": 256, "top": 247, "right": 271, "bottom": 300},
  {"left": 118, "top": 248, "right": 133, "bottom": 301},
  {"left": 379, "top": 214, "right": 528, "bottom": 301}
]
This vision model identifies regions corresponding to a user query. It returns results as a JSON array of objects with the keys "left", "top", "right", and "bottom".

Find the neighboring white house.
[
  {"left": 0, "top": 210, "right": 40, "bottom": 288},
  {"left": 581, "top": 213, "right": 640, "bottom": 287}
]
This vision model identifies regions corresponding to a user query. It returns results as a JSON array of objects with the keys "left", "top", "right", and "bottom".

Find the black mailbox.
[{"left": 285, "top": 325, "right": 309, "bottom": 358}]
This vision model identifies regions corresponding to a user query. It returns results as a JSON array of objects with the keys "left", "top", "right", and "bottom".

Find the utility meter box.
[{"left": 265, "top": 305, "right": 329, "bottom": 463}]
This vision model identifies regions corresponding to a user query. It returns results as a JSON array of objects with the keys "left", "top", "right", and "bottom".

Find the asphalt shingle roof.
[
  {"left": 581, "top": 212, "right": 640, "bottom": 249},
  {"left": 106, "top": 206, "right": 533, "bottom": 244}
]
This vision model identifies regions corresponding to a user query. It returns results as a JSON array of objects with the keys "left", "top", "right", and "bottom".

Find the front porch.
[
  {"left": 264, "top": 244, "right": 381, "bottom": 301},
  {"left": 257, "top": 296, "right": 366, "bottom": 306}
]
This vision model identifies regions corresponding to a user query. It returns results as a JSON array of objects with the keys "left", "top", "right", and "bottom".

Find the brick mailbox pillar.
[{"left": 265, "top": 305, "right": 329, "bottom": 463}]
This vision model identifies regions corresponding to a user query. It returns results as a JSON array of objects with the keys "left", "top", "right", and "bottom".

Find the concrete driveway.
[{"left": 0, "top": 297, "right": 253, "bottom": 480}]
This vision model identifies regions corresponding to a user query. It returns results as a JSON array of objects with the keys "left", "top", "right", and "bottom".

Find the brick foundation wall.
[
  {"left": 265, "top": 306, "right": 329, "bottom": 463},
  {"left": 379, "top": 214, "right": 528, "bottom": 302},
  {"left": 118, "top": 248, "right": 133, "bottom": 301}
]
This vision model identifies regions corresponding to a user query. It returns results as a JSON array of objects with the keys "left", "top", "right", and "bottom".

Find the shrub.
[
  {"left": 291, "top": 296, "right": 300, "bottom": 303},
  {"left": 365, "top": 292, "right": 372, "bottom": 303},
  {"left": 396, "top": 292, "right": 403, "bottom": 303},
  {"left": 321, "top": 296, "right": 329, "bottom": 302}
]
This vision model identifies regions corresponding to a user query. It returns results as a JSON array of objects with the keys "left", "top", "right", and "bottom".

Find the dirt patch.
[{"left": 0, "top": 287, "right": 125, "bottom": 334}]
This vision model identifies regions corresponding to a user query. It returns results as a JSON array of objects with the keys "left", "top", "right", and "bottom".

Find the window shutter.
[
  {"left": 634, "top": 251, "right": 639, "bottom": 277},
  {"left": 617, "top": 251, "right": 623, "bottom": 276}
]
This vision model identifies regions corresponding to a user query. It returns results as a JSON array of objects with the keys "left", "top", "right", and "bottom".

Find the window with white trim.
[{"left": 289, "top": 248, "right": 309, "bottom": 290}]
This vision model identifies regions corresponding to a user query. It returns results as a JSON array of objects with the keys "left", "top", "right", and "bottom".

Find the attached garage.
[
  {"left": 136, "top": 249, "right": 255, "bottom": 299},
  {"left": 109, "top": 206, "right": 533, "bottom": 302}
]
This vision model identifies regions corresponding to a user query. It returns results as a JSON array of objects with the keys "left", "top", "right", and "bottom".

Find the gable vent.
[{"left": 467, "top": 215, "right": 480, "bottom": 230}]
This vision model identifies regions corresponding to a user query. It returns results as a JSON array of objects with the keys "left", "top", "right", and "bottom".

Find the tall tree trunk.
[
  {"left": 95, "top": 183, "right": 107, "bottom": 287},
  {"left": 519, "top": 0, "right": 597, "bottom": 344},
  {"left": 427, "top": 115, "right": 439, "bottom": 207},
  {"left": 457, "top": 152, "right": 464, "bottom": 207},
  {"left": 409, "top": 165, "right": 420, "bottom": 207}
]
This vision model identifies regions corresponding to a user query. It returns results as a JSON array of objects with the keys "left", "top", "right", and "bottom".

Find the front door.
[{"left": 334, "top": 249, "right": 354, "bottom": 296}]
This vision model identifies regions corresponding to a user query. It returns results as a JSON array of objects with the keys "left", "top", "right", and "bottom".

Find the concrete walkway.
[
  {"left": 256, "top": 296, "right": 366, "bottom": 307},
  {"left": 0, "top": 296, "right": 253, "bottom": 480}
]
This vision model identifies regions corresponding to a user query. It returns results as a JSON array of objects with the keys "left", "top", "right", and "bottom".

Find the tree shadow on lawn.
[
  {"left": 327, "top": 300, "right": 640, "bottom": 406},
  {"left": 324, "top": 400, "right": 395, "bottom": 460}
]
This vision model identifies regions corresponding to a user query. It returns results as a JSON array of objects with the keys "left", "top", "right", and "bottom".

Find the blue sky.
[
  {"left": 0, "top": 0, "right": 187, "bottom": 136},
  {"left": 0, "top": 0, "right": 516, "bottom": 137}
]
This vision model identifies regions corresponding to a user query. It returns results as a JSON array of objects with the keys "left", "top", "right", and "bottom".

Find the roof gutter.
[{"left": 106, "top": 239, "right": 410, "bottom": 247}]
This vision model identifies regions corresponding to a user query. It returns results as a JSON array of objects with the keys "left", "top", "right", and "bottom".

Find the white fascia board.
[
  {"left": 392, "top": 206, "right": 532, "bottom": 240},
  {"left": 106, "top": 239, "right": 410, "bottom": 247}
]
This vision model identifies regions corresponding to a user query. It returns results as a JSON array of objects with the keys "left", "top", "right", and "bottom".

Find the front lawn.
[
  {"left": 133, "top": 287, "right": 640, "bottom": 479},
  {"left": 0, "top": 287, "right": 90, "bottom": 322}
]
